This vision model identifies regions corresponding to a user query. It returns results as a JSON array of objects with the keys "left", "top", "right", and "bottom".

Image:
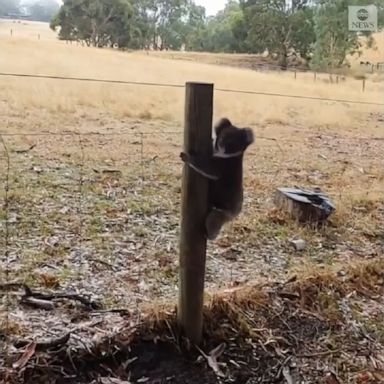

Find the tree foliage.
[
  {"left": 50, "top": 0, "right": 134, "bottom": 47},
  {"left": 311, "top": 0, "right": 384, "bottom": 70},
  {"left": 50, "top": 0, "right": 197, "bottom": 50},
  {"left": 41, "top": 0, "right": 384, "bottom": 69},
  {"left": 183, "top": 2, "right": 206, "bottom": 51},
  {"left": 27, "top": 0, "right": 60, "bottom": 22},
  {"left": 0, "top": 0, "right": 20, "bottom": 16},
  {"left": 239, "top": 0, "right": 315, "bottom": 67},
  {"left": 183, "top": 1, "right": 245, "bottom": 52},
  {"left": 205, "top": 2, "right": 243, "bottom": 52}
]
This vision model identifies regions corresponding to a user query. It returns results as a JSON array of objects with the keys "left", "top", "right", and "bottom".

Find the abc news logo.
[{"left": 349, "top": 5, "right": 378, "bottom": 31}]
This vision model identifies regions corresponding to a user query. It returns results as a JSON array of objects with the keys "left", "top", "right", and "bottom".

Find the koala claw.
[{"left": 180, "top": 152, "right": 189, "bottom": 162}]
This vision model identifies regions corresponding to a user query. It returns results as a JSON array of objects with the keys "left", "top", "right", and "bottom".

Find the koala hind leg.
[{"left": 205, "top": 208, "right": 233, "bottom": 240}]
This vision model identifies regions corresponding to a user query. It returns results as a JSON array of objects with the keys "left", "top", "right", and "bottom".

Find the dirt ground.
[
  {"left": 1, "top": 109, "right": 383, "bottom": 383},
  {"left": 1, "top": 110, "right": 382, "bottom": 301},
  {"left": 1, "top": 20, "right": 384, "bottom": 383},
  {"left": 2, "top": 259, "right": 384, "bottom": 383}
]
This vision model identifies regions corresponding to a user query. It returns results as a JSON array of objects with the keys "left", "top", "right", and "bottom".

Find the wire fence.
[
  {"left": 1, "top": 130, "right": 383, "bottom": 315},
  {"left": 1, "top": 69, "right": 383, "bottom": 366},
  {"left": 0, "top": 134, "right": 11, "bottom": 358},
  {"left": 1, "top": 72, "right": 383, "bottom": 106},
  {"left": 1, "top": 130, "right": 383, "bottom": 250},
  {"left": 1, "top": 25, "right": 384, "bottom": 382},
  {"left": 1, "top": 132, "right": 382, "bottom": 240}
]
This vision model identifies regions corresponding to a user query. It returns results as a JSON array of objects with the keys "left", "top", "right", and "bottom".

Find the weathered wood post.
[{"left": 178, "top": 82, "right": 213, "bottom": 344}]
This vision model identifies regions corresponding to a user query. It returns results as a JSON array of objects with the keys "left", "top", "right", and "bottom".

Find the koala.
[{"left": 180, "top": 118, "right": 254, "bottom": 240}]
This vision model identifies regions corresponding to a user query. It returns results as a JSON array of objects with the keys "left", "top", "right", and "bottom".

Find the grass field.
[
  {"left": 1, "top": 19, "right": 384, "bottom": 383},
  {"left": 1, "top": 20, "right": 383, "bottom": 131}
]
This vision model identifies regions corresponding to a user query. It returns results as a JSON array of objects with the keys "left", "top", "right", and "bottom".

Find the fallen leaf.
[
  {"left": 196, "top": 343, "right": 226, "bottom": 378},
  {"left": 282, "top": 366, "right": 295, "bottom": 384},
  {"left": 355, "top": 371, "right": 375, "bottom": 383},
  {"left": 13, "top": 342, "right": 36, "bottom": 369},
  {"left": 92, "top": 379, "right": 132, "bottom": 384},
  {"left": 324, "top": 372, "right": 341, "bottom": 384}
]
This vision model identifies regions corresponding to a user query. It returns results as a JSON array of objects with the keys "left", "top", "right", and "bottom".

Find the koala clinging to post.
[{"left": 180, "top": 118, "right": 254, "bottom": 240}]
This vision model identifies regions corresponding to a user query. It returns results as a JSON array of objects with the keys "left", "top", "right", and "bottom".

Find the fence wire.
[
  {"left": 1, "top": 126, "right": 383, "bottom": 371},
  {"left": 0, "top": 133, "right": 11, "bottom": 360},
  {"left": 0, "top": 39, "right": 384, "bottom": 378},
  {"left": 1, "top": 71, "right": 383, "bottom": 106},
  {"left": 0, "top": 131, "right": 383, "bottom": 143}
]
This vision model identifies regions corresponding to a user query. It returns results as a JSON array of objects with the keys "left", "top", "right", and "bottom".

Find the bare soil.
[{"left": 1, "top": 111, "right": 383, "bottom": 383}]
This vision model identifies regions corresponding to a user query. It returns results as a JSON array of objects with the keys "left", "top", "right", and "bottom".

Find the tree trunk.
[
  {"left": 274, "top": 187, "right": 335, "bottom": 224},
  {"left": 152, "top": 34, "right": 157, "bottom": 50},
  {"left": 279, "top": 45, "right": 288, "bottom": 70}
]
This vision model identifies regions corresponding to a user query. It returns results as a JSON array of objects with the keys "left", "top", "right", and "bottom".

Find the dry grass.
[
  {"left": 0, "top": 20, "right": 383, "bottom": 293},
  {"left": 143, "top": 256, "right": 384, "bottom": 331},
  {"left": 348, "top": 31, "right": 384, "bottom": 65},
  {"left": 0, "top": 19, "right": 56, "bottom": 40},
  {"left": 1, "top": 20, "right": 383, "bottom": 134},
  {"left": 0, "top": 20, "right": 383, "bottom": 384},
  {"left": 0, "top": 20, "right": 382, "bottom": 273},
  {"left": 5, "top": 258, "right": 382, "bottom": 383}
]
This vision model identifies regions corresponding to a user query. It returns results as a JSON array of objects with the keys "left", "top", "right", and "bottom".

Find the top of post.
[{"left": 185, "top": 82, "right": 214, "bottom": 87}]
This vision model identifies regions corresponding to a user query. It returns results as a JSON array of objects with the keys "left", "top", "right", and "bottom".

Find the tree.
[
  {"left": 185, "top": 1, "right": 245, "bottom": 53},
  {"left": 183, "top": 2, "right": 206, "bottom": 51},
  {"left": 27, "top": 0, "right": 60, "bottom": 22},
  {"left": 0, "top": 0, "right": 20, "bottom": 16},
  {"left": 240, "top": 0, "right": 315, "bottom": 67},
  {"left": 128, "top": 0, "right": 154, "bottom": 49},
  {"left": 50, "top": 0, "right": 211, "bottom": 51},
  {"left": 145, "top": 0, "right": 190, "bottom": 50},
  {"left": 159, "top": 0, "right": 189, "bottom": 50},
  {"left": 50, "top": 0, "right": 134, "bottom": 47},
  {"left": 208, "top": 1, "right": 246, "bottom": 53},
  {"left": 112, "top": 0, "right": 192, "bottom": 51},
  {"left": 311, "top": 0, "right": 383, "bottom": 71}
]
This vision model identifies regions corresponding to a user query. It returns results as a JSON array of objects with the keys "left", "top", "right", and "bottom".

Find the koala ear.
[
  {"left": 243, "top": 128, "right": 254, "bottom": 146},
  {"left": 214, "top": 118, "right": 232, "bottom": 136}
]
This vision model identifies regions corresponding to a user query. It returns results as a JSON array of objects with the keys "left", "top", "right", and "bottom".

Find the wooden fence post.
[
  {"left": 178, "top": 82, "right": 213, "bottom": 345},
  {"left": 362, "top": 78, "right": 366, "bottom": 92}
]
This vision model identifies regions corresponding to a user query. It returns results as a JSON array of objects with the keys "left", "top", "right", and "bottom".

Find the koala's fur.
[{"left": 180, "top": 118, "right": 254, "bottom": 240}]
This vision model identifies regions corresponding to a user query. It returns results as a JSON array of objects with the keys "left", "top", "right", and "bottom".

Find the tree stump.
[{"left": 274, "top": 187, "right": 335, "bottom": 224}]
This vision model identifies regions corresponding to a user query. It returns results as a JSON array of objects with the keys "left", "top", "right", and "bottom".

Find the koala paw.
[{"left": 180, "top": 152, "right": 189, "bottom": 162}]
